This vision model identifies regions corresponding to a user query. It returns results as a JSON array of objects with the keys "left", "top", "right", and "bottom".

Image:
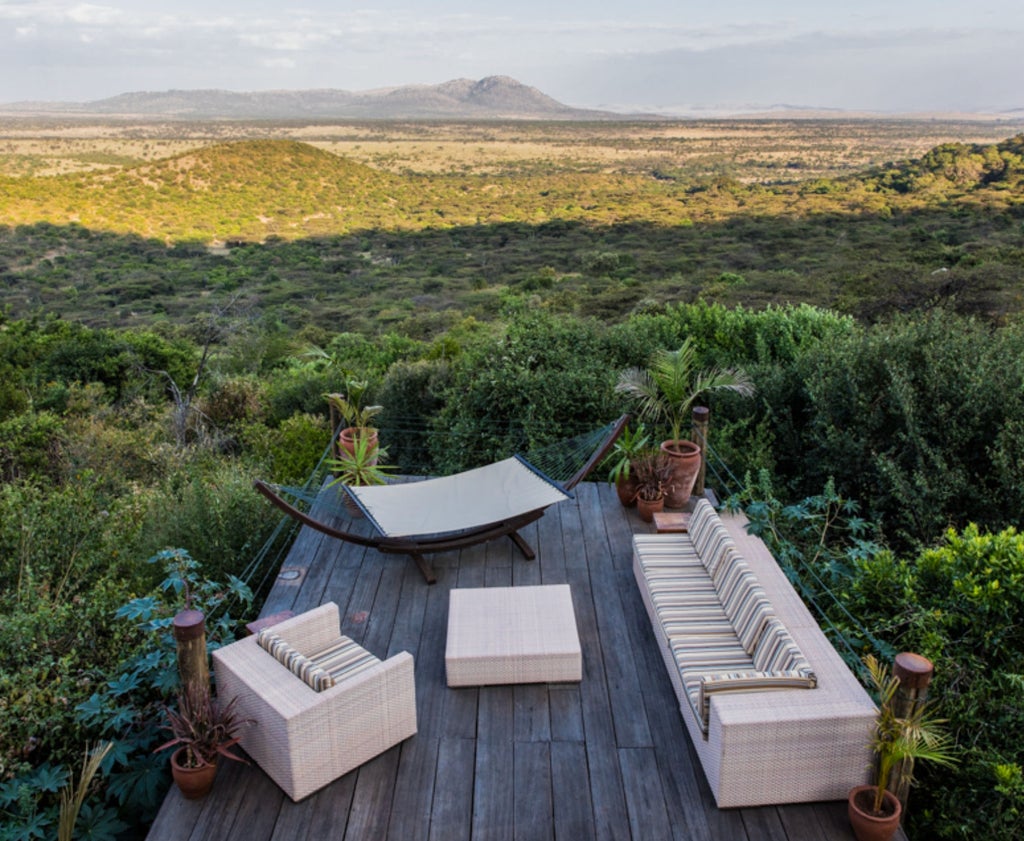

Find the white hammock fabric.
[{"left": 347, "top": 456, "right": 571, "bottom": 538}]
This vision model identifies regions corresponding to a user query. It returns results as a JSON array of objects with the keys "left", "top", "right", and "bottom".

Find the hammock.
[{"left": 254, "top": 415, "right": 628, "bottom": 583}]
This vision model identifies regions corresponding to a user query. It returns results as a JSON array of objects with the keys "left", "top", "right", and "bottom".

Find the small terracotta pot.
[
  {"left": 170, "top": 747, "right": 218, "bottom": 800},
  {"left": 637, "top": 494, "right": 665, "bottom": 523},
  {"left": 848, "top": 784, "right": 902, "bottom": 841}
]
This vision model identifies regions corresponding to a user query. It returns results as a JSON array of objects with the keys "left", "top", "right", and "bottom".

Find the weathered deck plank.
[{"left": 147, "top": 482, "right": 895, "bottom": 841}]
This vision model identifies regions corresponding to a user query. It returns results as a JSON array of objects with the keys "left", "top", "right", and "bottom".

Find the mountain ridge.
[{"left": 0, "top": 76, "right": 627, "bottom": 121}]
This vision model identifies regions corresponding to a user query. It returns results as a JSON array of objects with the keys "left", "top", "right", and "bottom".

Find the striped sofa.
[{"left": 633, "top": 499, "right": 876, "bottom": 808}]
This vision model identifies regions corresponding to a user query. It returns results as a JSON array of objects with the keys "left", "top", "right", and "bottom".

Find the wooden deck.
[{"left": 147, "top": 481, "right": 894, "bottom": 841}]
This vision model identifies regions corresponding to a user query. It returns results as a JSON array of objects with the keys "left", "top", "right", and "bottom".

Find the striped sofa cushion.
[
  {"left": 659, "top": 604, "right": 734, "bottom": 637},
  {"left": 687, "top": 499, "right": 718, "bottom": 543},
  {"left": 671, "top": 635, "right": 754, "bottom": 672},
  {"left": 633, "top": 535, "right": 703, "bottom": 570},
  {"left": 257, "top": 629, "right": 335, "bottom": 692},
  {"left": 720, "top": 580, "right": 774, "bottom": 654},
  {"left": 753, "top": 618, "right": 815, "bottom": 677}
]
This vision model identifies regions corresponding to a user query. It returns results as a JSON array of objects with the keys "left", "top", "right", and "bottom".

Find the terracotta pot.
[
  {"left": 615, "top": 475, "right": 639, "bottom": 508},
  {"left": 637, "top": 494, "right": 665, "bottom": 523},
  {"left": 848, "top": 785, "right": 902, "bottom": 841},
  {"left": 337, "top": 427, "right": 379, "bottom": 460},
  {"left": 659, "top": 439, "right": 702, "bottom": 509},
  {"left": 170, "top": 747, "right": 218, "bottom": 800}
]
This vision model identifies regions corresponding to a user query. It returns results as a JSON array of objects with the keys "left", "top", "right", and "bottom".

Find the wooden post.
[
  {"left": 691, "top": 406, "right": 710, "bottom": 497},
  {"left": 172, "top": 609, "right": 209, "bottom": 698},
  {"left": 890, "top": 651, "right": 934, "bottom": 816}
]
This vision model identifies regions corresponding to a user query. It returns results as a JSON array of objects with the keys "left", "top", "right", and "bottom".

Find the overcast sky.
[{"left": 1, "top": 1, "right": 1021, "bottom": 114}]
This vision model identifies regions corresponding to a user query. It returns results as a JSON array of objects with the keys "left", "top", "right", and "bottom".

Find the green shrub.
[
  {"left": 0, "top": 410, "right": 65, "bottom": 482},
  {"left": 133, "top": 461, "right": 275, "bottom": 582}
]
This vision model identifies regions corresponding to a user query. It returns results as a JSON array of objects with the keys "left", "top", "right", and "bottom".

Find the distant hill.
[{"left": 1, "top": 76, "right": 624, "bottom": 120}]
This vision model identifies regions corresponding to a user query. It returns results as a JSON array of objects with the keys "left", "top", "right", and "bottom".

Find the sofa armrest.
[{"left": 683, "top": 668, "right": 818, "bottom": 734}]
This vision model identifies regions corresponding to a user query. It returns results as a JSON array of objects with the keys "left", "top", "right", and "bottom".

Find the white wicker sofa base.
[
  {"left": 212, "top": 602, "right": 417, "bottom": 802},
  {"left": 633, "top": 499, "right": 875, "bottom": 808}
]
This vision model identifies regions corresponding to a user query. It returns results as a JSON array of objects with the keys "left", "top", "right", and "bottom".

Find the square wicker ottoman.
[{"left": 445, "top": 584, "right": 583, "bottom": 687}]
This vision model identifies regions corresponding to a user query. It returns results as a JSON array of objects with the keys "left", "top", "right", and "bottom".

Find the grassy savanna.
[{"left": 2, "top": 115, "right": 1022, "bottom": 177}]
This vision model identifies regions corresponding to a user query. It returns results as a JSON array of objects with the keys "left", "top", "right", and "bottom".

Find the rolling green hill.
[{"left": 1, "top": 135, "right": 1022, "bottom": 331}]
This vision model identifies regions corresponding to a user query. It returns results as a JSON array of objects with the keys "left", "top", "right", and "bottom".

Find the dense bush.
[{"left": 781, "top": 311, "right": 1024, "bottom": 548}]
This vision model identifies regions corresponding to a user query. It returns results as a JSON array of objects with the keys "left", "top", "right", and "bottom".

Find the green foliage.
[
  {"left": 432, "top": 310, "right": 623, "bottom": 472},
  {"left": 738, "top": 479, "right": 1024, "bottom": 839},
  {"left": 788, "top": 310, "right": 1024, "bottom": 548},
  {"left": 133, "top": 461, "right": 276, "bottom": 583},
  {"left": 0, "top": 410, "right": 65, "bottom": 482}
]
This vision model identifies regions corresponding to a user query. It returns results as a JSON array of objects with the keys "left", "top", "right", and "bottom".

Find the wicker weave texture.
[
  {"left": 212, "top": 603, "right": 417, "bottom": 802},
  {"left": 445, "top": 584, "right": 582, "bottom": 687},
  {"left": 633, "top": 508, "right": 875, "bottom": 808}
]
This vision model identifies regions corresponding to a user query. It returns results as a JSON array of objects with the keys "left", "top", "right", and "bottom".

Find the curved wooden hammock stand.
[{"left": 254, "top": 415, "right": 629, "bottom": 584}]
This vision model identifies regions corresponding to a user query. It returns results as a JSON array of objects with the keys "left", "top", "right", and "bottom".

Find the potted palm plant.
[
  {"left": 616, "top": 338, "right": 754, "bottom": 508},
  {"left": 629, "top": 449, "right": 674, "bottom": 523},
  {"left": 848, "top": 654, "right": 958, "bottom": 841},
  {"left": 606, "top": 422, "right": 650, "bottom": 507},
  {"left": 326, "top": 377, "right": 383, "bottom": 458},
  {"left": 155, "top": 684, "right": 253, "bottom": 800}
]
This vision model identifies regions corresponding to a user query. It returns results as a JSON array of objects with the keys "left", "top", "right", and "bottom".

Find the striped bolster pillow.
[
  {"left": 695, "top": 669, "right": 819, "bottom": 732},
  {"left": 257, "top": 629, "right": 335, "bottom": 692}
]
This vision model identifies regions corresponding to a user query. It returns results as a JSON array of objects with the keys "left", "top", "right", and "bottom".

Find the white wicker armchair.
[{"left": 212, "top": 602, "right": 417, "bottom": 802}]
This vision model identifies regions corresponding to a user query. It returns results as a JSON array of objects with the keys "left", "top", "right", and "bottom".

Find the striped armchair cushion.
[
  {"left": 753, "top": 618, "right": 815, "bottom": 676},
  {"left": 257, "top": 630, "right": 381, "bottom": 692},
  {"left": 257, "top": 629, "right": 334, "bottom": 692},
  {"left": 308, "top": 636, "right": 380, "bottom": 684}
]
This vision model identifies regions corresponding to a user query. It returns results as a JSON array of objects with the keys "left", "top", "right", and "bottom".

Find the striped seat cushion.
[
  {"left": 257, "top": 630, "right": 381, "bottom": 692},
  {"left": 257, "top": 629, "right": 334, "bottom": 692},
  {"left": 753, "top": 618, "right": 815, "bottom": 676},
  {"left": 671, "top": 635, "right": 754, "bottom": 672},
  {"left": 633, "top": 535, "right": 703, "bottom": 569},
  {"left": 682, "top": 668, "right": 820, "bottom": 733},
  {"left": 659, "top": 604, "right": 734, "bottom": 637}
]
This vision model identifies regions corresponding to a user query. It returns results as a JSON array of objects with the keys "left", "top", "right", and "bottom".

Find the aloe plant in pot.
[
  {"left": 605, "top": 422, "right": 650, "bottom": 508},
  {"left": 326, "top": 435, "right": 396, "bottom": 517},
  {"left": 848, "top": 654, "right": 958, "bottom": 841},
  {"left": 616, "top": 338, "right": 754, "bottom": 508}
]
